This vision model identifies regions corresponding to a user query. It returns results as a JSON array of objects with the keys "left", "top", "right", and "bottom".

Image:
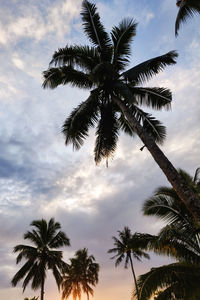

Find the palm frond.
[
  {"left": 81, "top": 1, "right": 112, "bottom": 60},
  {"left": 122, "top": 51, "right": 178, "bottom": 85},
  {"left": 143, "top": 175, "right": 196, "bottom": 227},
  {"left": 22, "top": 263, "right": 38, "bottom": 292},
  {"left": 11, "top": 260, "right": 35, "bottom": 287},
  {"left": 42, "top": 66, "right": 93, "bottom": 90},
  {"left": 94, "top": 103, "right": 119, "bottom": 164},
  {"left": 143, "top": 195, "right": 188, "bottom": 224},
  {"left": 52, "top": 265, "right": 62, "bottom": 290},
  {"left": 24, "top": 230, "right": 43, "bottom": 248},
  {"left": 118, "top": 113, "right": 135, "bottom": 137},
  {"left": 131, "top": 106, "right": 166, "bottom": 144},
  {"left": 175, "top": 1, "right": 200, "bottom": 35},
  {"left": 153, "top": 225, "right": 200, "bottom": 262},
  {"left": 111, "top": 19, "right": 137, "bottom": 71},
  {"left": 48, "top": 231, "right": 70, "bottom": 248},
  {"left": 31, "top": 263, "right": 45, "bottom": 290},
  {"left": 137, "top": 263, "right": 200, "bottom": 300},
  {"left": 62, "top": 91, "right": 99, "bottom": 150},
  {"left": 50, "top": 45, "right": 100, "bottom": 72},
  {"left": 14, "top": 245, "right": 37, "bottom": 264},
  {"left": 130, "top": 87, "right": 172, "bottom": 110},
  {"left": 193, "top": 167, "right": 200, "bottom": 185}
]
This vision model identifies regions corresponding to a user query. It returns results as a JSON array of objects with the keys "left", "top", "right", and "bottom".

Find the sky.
[{"left": 0, "top": 0, "right": 200, "bottom": 299}]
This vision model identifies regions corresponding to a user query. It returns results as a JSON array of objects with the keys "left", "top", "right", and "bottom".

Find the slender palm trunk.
[
  {"left": 86, "top": 291, "right": 89, "bottom": 300},
  {"left": 112, "top": 96, "right": 200, "bottom": 223},
  {"left": 40, "top": 276, "right": 45, "bottom": 300},
  {"left": 129, "top": 254, "right": 139, "bottom": 300}
]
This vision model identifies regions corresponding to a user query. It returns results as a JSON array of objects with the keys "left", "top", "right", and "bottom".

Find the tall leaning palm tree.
[
  {"left": 108, "top": 227, "right": 149, "bottom": 300},
  {"left": 42, "top": 0, "right": 200, "bottom": 222},
  {"left": 11, "top": 218, "right": 70, "bottom": 300},
  {"left": 62, "top": 248, "right": 99, "bottom": 300},
  {"left": 175, "top": 0, "right": 200, "bottom": 35}
]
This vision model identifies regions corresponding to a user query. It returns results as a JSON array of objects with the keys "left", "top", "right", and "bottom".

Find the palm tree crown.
[
  {"left": 62, "top": 248, "right": 99, "bottom": 300},
  {"left": 11, "top": 218, "right": 70, "bottom": 300},
  {"left": 43, "top": 0, "right": 176, "bottom": 165},
  {"left": 42, "top": 0, "right": 200, "bottom": 222},
  {"left": 108, "top": 227, "right": 149, "bottom": 300}
]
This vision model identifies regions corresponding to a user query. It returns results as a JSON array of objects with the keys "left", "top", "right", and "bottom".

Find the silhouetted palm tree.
[
  {"left": 137, "top": 168, "right": 200, "bottom": 299},
  {"left": 11, "top": 218, "right": 70, "bottom": 300},
  {"left": 108, "top": 227, "right": 149, "bottom": 300},
  {"left": 43, "top": 0, "right": 200, "bottom": 222},
  {"left": 175, "top": 0, "right": 200, "bottom": 35},
  {"left": 62, "top": 248, "right": 99, "bottom": 300}
]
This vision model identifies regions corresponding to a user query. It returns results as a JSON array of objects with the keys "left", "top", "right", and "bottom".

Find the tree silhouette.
[{"left": 12, "top": 218, "right": 70, "bottom": 300}]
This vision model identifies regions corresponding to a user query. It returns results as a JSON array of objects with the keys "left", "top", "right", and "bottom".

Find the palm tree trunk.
[
  {"left": 129, "top": 254, "right": 139, "bottom": 300},
  {"left": 112, "top": 96, "right": 200, "bottom": 223},
  {"left": 40, "top": 276, "right": 45, "bottom": 300},
  {"left": 86, "top": 291, "right": 89, "bottom": 300}
]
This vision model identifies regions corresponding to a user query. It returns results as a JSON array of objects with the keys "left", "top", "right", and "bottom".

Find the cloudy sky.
[{"left": 0, "top": 0, "right": 200, "bottom": 299}]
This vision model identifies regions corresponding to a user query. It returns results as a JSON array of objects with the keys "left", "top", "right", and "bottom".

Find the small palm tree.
[
  {"left": 11, "top": 218, "right": 70, "bottom": 300},
  {"left": 62, "top": 248, "right": 99, "bottom": 300},
  {"left": 175, "top": 0, "right": 200, "bottom": 35},
  {"left": 108, "top": 227, "right": 149, "bottom": 300},
  {"left": 137, "top": 168, "right": 200, "bottom": 299},
  {"left": 43, "top": 0, "right": 200, "bottom": 222}
]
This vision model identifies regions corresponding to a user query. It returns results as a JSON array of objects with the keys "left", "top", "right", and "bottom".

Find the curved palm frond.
[
  {"left": 81, "top": 0, "right": 112, "bottom": 60},
  {"left": 48, "top": 231, "right": 70, "bottom": 248},
  {"left": 137, "top": 263, "right": 200, "bottom": 300},
  {"left": 24, "top": 230, "right": 43, "bottom": 248},
  {"left": 62, "top": 91, "right": 99, "bottom": 150},
  {"left": 152, "top": 225, "right": 200, "bottom": 262},
  {"left": 130, "top": 87, "right": 172, "bottom": 110},
  {"left": 121, "top": 51, "right": 178, "bottom": 85},
  {"left": 111, "top": 18, "right": 137, "bottom": 71},
  {"left": 22, "top": 262, "right": 38, "bottom": 292},
  {"left": 175, "top": 0, "right": 200, "bottom": 35},
  {"left": 143, "top": 173, "right": 196, "bottom": 227},
  {"left": 94, "top": 103, "right": 119, "bottom": 164},
  {"left": 131, "top": 106, "right": 166, "bottom": 144},
  {"left": 42, "top": 66, "right": 93, "bottom": 90},
  {"left": 50, "top": 45, "right": 100, "bottom": 72},
  {"left": 11, "top": 259, "right": 36, "bottom": 287},
  {"left": 14, "top": 245, "right": 38, "bottom": 264},
  {"left": 118, "top": 113, "right": 135, "bottom": 137},
  {"left": 31, "top": 263, "right": 45, "bottom": 291}
]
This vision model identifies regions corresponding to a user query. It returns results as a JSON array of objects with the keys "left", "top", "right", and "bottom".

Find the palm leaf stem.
[
  {"left": 83, "top": 0, "right": 102, "bottom": 51},
  {"left": 139, "top": 88, "right": 171, "bottom": 103},
  {"left": 112, "top": 95, "right": 200, "bottom": 224}
]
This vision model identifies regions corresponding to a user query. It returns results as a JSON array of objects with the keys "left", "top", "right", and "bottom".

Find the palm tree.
[
  {"left": 108, "top": 227, "right": 149, "bottom": 300},
  {"left": 175, "top": 0, "right": 200, "bottom": 35},
  {"left": 11, "top": 218, "right": 70, "bottom": 300},
  {"left": 136, "top": 168, "right": 200, "bottom": 299},
  {"left": 62, "top": 248, "right": 99, "bottom": 300},
  {"left": 42, "top": 0, "right": 200, "bottom": 222}
]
